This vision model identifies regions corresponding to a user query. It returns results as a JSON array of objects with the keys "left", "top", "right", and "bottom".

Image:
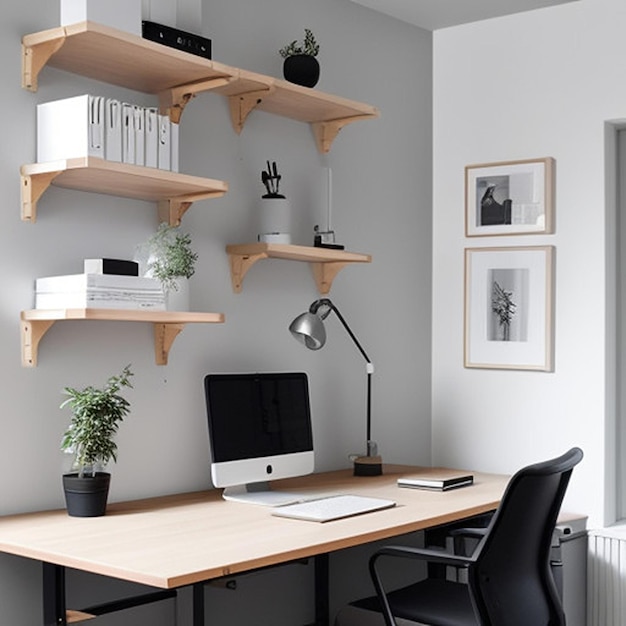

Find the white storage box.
[
  {"left": 61, "top": 0, "right": 142, "bottom": 36},
  {"left": 133, "top": 105, "right": 145, "bottom": 166},
  {"left": 38, "top": 95, "right": 179, "bottom": 170},
  {"left": 157, "top": 114, "right": 171, "bottom": 170},
  {"left": 105, "top": 98, "right": 122, "bottom": 162},
  {"left": 121, "top": 102, "right": 136, "bottom": 164},
  {"left": 144, "top": 108, "right": 159, "bottom": 168},
  {"left": 37, "top": 94, "right": 105, "bottom": 162}
]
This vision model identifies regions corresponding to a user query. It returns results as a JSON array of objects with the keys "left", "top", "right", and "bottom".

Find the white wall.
[
  {"left": 0, "top": 0, "right": 432, "bottom": 623},
  {"left": 432, "top": 0, "right": 624, "bottom": 528}
]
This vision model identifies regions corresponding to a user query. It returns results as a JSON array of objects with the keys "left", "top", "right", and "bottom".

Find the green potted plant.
[
  {"left": 278, "top": 28, "right": 320, "bottom": 88},
  {"left": 60, "top": 365, "right": 133, "bottom": 517},
  {"left": 137, "top": 222, "right": 198, "bottom": 310}
]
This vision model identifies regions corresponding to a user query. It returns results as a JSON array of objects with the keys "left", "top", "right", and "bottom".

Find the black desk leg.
[
  {"left": 314, "top": 553, "right": 330, "bottom": 626},
  {"left": 43, "top": 563, "right": 66, "bottom": 626},
  {"left": 193, "top": 582, "right": 205, "bottom": 626}
]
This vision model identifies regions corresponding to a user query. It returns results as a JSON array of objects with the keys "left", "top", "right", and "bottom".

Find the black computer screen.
[{"left": 204, "top": 372, "right": 314, "bottom": 463}]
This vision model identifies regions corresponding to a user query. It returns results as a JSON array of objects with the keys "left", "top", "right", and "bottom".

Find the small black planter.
[
  {"left": 62, "top": 472, "right": 111, "bottom": 517},
  {"left": 283, "top": 55, "right": 320, "bottom": 88}
]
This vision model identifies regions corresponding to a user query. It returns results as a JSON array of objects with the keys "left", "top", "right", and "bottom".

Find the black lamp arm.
[
  {"left": 310, "top": 299, "right": 372, "bottom": 367},
  {"left": 310, "top": 298, "right": 375, "bottom": 450}
]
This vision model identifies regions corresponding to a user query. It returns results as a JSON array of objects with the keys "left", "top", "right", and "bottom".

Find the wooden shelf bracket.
[
  {"left": 228, "top": 86, "right": 275, "bottom": 135},
  {"left": 228, "top": 251, "right": 268, "bottom": 293},
  {"left": 21, "top": 319, "right": 55, "bottom": 367},
  {"left": 158, "top": 199, "right": 193, "bottom": 227},
  {"left": 311, "top": 262, "right": 350, "bottom": 295},
  {"left": 311, "top": 114, "right": 377, "bottom": 154},
  {"left": 22, "top": 34, "right": 65, "bottom": 91},
  {"left": 154, "top": 323, "right": 185, "bottom": 365},
  {"left": 159, "top": 77, "right": 233, "bottom": 123},
  {"left": 158, "top": 190, "right": 226, "bottom": 226},
  {"left": 21, "top": 171, "right": 62, "bottom": 223}
]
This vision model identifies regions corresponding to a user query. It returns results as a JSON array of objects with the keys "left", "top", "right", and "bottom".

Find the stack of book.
[{"left": 35, "top": 262, "right": 165, "bottom": 311}]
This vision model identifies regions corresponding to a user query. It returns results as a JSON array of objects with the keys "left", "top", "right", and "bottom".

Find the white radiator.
[{"left": 588, "top": 528, "right": 626, "bottom": 626}]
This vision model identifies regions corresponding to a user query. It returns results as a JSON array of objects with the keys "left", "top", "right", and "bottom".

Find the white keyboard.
[{"left": 271, "top": 494, "right": 396, "bottom": 522}]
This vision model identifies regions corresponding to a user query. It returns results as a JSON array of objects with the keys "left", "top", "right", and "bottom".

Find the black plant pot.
[
  {"left": 283, "top": 55, "right": 320, "bottom": 88},
  {"left": 63, "top": 472, "right": 111, "bottom": 517}
]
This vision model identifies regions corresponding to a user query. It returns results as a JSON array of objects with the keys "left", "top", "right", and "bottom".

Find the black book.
[
  {"left": 84, "top": 259, "right": 139, "bottom": 276},
  {"left": 397, "top": 472, "right": 474, "bottom": 491}
]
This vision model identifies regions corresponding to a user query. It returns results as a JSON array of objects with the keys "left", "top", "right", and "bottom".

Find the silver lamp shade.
[{"left": 289, "top": 311, "right": 326, "bottom": 350}]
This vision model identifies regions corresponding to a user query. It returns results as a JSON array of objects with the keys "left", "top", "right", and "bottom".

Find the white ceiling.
[{"left": 347, "top": 0, "right": 578, "bottom": 30}]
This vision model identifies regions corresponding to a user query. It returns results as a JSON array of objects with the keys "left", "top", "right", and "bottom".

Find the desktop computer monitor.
[{"left": 204, "top": 372, "right": 315, "bottom": 505}]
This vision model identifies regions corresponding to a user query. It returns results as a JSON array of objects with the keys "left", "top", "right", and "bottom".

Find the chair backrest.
[{"left": 468, "top": 447, "right": 583, "bottom": 626}]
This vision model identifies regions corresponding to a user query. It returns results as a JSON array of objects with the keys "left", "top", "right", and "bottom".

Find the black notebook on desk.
[{"left": 398, "top": 472, "right": 474, "bottom": 491}]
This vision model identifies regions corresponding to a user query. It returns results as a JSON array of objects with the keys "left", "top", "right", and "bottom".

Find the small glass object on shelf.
[{"left": 313, "top": 167, "right": 344, "bottom": 249}]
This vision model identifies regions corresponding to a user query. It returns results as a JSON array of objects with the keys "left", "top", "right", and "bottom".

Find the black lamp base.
[{"left": 353, "top": 455, "right": 383, "bottom": 477}]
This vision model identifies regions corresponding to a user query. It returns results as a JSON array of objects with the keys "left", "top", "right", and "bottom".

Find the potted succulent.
[
  {"left": 60, "top": 365, "right": 133, "bottom": 517},
  {"left": 279, "top": 28, "right": 320, "bottom": 88},
  {"left": 136, "top": 222, "right": 198, "bottom": 310}
]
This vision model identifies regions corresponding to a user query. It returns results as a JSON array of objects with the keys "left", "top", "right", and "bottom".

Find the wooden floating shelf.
[
  {"left": 22, "top": 21, "right": 379, "bottom": 152},
  {"left": 212, "top": 69, "right": 379, "bottom": 153},
  {"left": 21, "top": 21, "right": 235, "bottom": 95},
  {"left": 20, "top": 157, "right": 228, "bottom": 224},
  {"left": 226, "top": 243, "right": 372, "bottom": 294},
  {"left": 20, "top": 309, "right": 225, "bottom": 367}
]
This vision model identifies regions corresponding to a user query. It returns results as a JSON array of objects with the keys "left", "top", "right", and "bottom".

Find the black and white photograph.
[
  {"left": 464, "top": 246, "right": 554, "bottom": 370},
  {"left": 465, "top": 158, "right": 555, "bottom": 237},
  {"left": 488, "top": 267, "right": 529, "bottom": 343}
]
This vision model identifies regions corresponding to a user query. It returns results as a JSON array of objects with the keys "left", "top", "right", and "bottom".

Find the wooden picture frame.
[
  {"left": 465, "top": 158, "right": 555, "bottom": 237},
  {"left": 464, "top": 246, "right": 554, "bottom": 371}
]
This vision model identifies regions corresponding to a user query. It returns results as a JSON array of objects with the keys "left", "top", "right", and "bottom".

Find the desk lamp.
[{"left": 289, "top": 298, "right": 382, "bottom": 476}]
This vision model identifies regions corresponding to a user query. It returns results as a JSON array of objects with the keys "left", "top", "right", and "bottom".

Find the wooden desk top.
[{"left": 0, "top": 466, "right": 508, "bottom": 589}]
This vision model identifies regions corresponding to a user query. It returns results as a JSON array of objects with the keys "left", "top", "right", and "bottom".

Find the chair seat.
[{"left": 350, "top": 579, "right": 477, "bottom": 626}]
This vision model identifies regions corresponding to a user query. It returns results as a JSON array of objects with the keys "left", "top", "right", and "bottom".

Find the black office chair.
[{"left": 337, "top": 447, "right": 583, "bottom": 626}]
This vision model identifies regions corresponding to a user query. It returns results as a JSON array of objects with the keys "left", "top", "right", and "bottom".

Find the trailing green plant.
[
  {"left": 279, "top": 28, "right": 319, "bottom": 58},
  {"left": 146, "top": 223, "right": 198, "bottom": 291},
  {"left": 60, "top": 365, "right": 134, "bottom": 477}
]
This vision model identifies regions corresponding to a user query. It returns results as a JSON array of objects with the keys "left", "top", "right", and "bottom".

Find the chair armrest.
[
  {"left": 368, "top": 546, "right": 474, "bottom": 626},
  {"left": 372, "top": 544, "right": 474, "bottom": 568},
  {"left": 448, "top": 527, "right": 488, "bottom": 556},
  {"left": 448, "top": 527, "right": 488, "bottom": 539}
]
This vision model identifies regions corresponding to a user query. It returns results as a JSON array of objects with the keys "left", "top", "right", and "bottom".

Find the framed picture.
[
  {"left": 464, "top": 246, "right": 554, "bottom": 371},
  {"left": 465, "top": 157, "right": 555, "bottom": 237}
]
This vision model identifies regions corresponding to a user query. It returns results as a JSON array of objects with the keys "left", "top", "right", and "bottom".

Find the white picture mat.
[{"left": 464, "top": 246, "right": 554, "bottom": 370}]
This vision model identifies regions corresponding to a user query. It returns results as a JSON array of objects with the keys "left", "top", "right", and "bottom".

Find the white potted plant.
[
  {"left": 60, "top": 365, "right": 133, "bottom": 517},
  {"left": 279, "top": 28, "right": 320, "bottom": 88},
  {"left": 136, "top": 223, "right": 198, "bottom": 310}
]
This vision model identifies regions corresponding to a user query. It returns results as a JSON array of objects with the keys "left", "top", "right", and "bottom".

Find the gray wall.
[{"left": 0, "top": 0, "right": 432, "bottom": 623}]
